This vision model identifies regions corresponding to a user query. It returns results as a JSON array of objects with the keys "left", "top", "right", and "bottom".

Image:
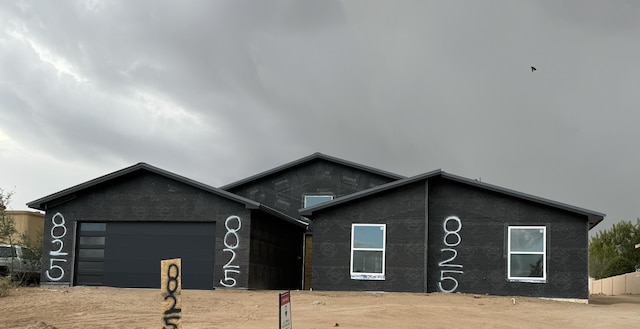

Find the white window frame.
[
  {"left": 303, "top": 194, "right": 334, "bottom": 208},
  {"left": 350, "top": 223, "right": 386, "bottom": 280},
  {"left": 507, "top": 226, "right": 547, "bottom": 282}
]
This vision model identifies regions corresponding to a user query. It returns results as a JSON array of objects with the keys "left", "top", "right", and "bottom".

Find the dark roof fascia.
[
  {"left": 220, "top": 152, "right": 406, "bottom": 190},
  {"left": 257, "top": 204, "right": 309, "bottom": 228},
  {"left": 439, "top": 172, "right": 605, "bottom": 229},
  {"left": 300, "top": 169, "right": 442, "bottom": 216},
  {"left": 301, "top": 169, "right": 605, "bottom": 229},
  {"left": 27, "top": 162, "right": 261, "bottom": 211}
]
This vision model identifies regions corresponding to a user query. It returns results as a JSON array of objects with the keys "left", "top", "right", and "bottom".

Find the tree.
[
  {"left": 16, "top": 230, "right": 43, "bottom": 282},
  {"left": 0, "top": 188, "right": 17, "bottom": 295},
  {"left": 0, "top": 188, "right": 17, "bottom": 245},
  {"left": 0, "top": 188, "right": 41, "bottom": 284},
  {"left": 589, "top": 219, "right": 640, "bottom": 279}
]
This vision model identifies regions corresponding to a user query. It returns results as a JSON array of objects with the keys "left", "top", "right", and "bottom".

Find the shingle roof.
[
  {"left": 27, "top": 162, "right": 308, "bottom": 228},
  {"left": 300, "top": 169, "right": 605, "bottom": 229},
  {"left": 220, "top": 152, "right": 405, "bottom": 190}
]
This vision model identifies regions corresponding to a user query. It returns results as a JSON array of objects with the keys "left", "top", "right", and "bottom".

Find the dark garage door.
[{"left": 76, "top": 222, "right": 216, "bottom": 289}]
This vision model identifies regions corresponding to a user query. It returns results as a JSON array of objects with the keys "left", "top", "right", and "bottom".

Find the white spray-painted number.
[
  {"left": 45, "top": 212, "right": 68, "bottom": 281},
  {"left": 438, "top": 216, "right": 463, "bottom": 293},
  {"left": 220, "top": 215, "right": 241, "bottom": 287}
]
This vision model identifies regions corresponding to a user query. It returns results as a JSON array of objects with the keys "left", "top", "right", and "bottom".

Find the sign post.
[
  {"left": 161, "top": 258, "right": 182, "bottom": 329},
  {"left": 279, "top": 290, "right": 292, "bottom": 329}
]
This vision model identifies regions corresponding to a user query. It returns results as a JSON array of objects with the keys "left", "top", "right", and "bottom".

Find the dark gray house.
[
  {"left": 301, "top": 170, "right": 604, "bottom": 301},
  {"left": 28, "top": 163, "right": 307, "bottom": 290},
  {"left": 28, "top": 153, "right": 603, "bottom": 301}
]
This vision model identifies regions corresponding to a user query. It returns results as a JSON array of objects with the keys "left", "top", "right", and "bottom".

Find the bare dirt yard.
[{"left": 1, "top": 286, "right": 638, "bottom": 329}]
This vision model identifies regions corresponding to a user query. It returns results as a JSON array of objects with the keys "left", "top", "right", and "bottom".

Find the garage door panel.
[
  {"left": 105, "top": 273, "right": 162, "bottom": 288},
  {"left": 77, "top": 221, "right": 216, "bottom": 289},
  {"left": 107, "top": 223, "right": 216, "bottom": 236},
  {"left": 104, "top": 259, "right": 213, "bottom": 275}
]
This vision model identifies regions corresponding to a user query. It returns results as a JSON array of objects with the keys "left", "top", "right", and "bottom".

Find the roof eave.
[
  {"left": 258, "top": 205, "right": 309, "bottom": 228},
  {"left": 27, "top": 162, "right": 149, "bottom": 210},
  {"left": 440, "top": 172, "right": 606, "bottom": 228},
  {"left": 27, "top": 162, "right": 263, "bottom": 211},
  {"left": 300, "top": 170, "right": 606, "bottom": 228}
]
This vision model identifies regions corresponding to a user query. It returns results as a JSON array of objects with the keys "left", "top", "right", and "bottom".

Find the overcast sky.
[{"left": 1, "top": 1, "right": 639, "bottom": 235}]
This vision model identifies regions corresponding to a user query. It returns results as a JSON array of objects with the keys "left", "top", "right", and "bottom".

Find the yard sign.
[{"left": 279, "top": 290, "right": 292, "bottom": 329}]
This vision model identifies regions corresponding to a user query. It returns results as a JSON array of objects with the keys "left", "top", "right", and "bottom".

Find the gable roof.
[
  {"left": 27, "top": 162, "right": 307, "bottom": 228},
  {"left": 220, "top": 152, "right": 405, "bottom": 190},
  {"left": 300, "top": 169, "right": 605, "bottom": 229}
]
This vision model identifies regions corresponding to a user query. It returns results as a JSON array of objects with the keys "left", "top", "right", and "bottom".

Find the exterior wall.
[
  {"left": 39, "top": 171, "right": 251, "bottom": 288},
  {"left": 248, "top": 210, "right": 305, "bottom": 290},
  {"left": 428, "top": 178, "right": 590, "bottom": 299},
  {"left": 227, "top": 159, "right": 399, "bottom": 219},
  {"left": 215, "top": 210, "right": 252, "bottom": 289},
  {"left": 1, "top": 210, "right": 44, "bottom": 245},
  {"left": 312, "top": 182, "right": 427, "bottom": 292}
]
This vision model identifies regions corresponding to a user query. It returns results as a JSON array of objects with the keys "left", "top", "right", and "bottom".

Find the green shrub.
[{"left": 602, "top": 255, "right": 636, "bottom": 278}]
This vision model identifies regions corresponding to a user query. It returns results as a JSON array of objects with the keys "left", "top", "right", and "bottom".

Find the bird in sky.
[{"left": 531, "top": 66, "right": 537, "bottom": 72}]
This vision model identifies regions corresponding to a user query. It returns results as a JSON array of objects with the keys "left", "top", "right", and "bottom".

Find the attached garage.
[
  {"left": 29, "top": 163, "right": 308, "bottom": 290},
  {"left": 75, "top": 221, "right": 216, "bottom": 289}
]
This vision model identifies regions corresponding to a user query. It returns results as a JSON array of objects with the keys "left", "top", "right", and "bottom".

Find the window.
[
  {"left": 351, "top": 224, "right": 386, "bottom": 280},
  {"left": 508, "top": 226, "right": 546, "bottom": 282},
  {"left": 0, "top": 246, "right": 17, "bottom": 257},
  {"left": 80, "top": 223, "right": 106, "bottom": 231},
  {"left": 303, "top": 195, "right": 334, "bottom": 208},
  {"left": 78, "top": 249, "right": 105, "bottom": 258},
  {"left": 76, "top": 222, "right": 106, "bottom": 285},
  {"left": 79, "top": 237, "right": 106, "bottom": 246}
]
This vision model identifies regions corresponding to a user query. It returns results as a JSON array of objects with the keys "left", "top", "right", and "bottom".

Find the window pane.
[
  {"left": 304, "top": 195, "right": 334, "bottom": 208},
  {"left": 79, "top": 237, "right": 106, "bottom": 246},
  {"left": 510, "top": 228, "right": 544, "bottom": 252},
  {"left": 80, "top": 223, "right": 106, "bottom": 232},
  {"left": 78, "top": 249, "right": 104, "bottom": 258},
  {"left": 353, "top": 250, "right": 383, "bottom": 273},
  {"left": 353, "top": 225, "right": 384, "bottom": 249},
  {"left": 510, "top": 254, "right": 544, "bottom": 278},
  {"left": 0, "top": 246, "right": 16, "bottom": 257}
]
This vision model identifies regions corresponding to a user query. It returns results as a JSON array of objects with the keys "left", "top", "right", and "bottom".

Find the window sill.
[
  {"left": 351, "top": 273, "right": 385, "bottom": 280},
  {"left": 508, "top": 278, "right": 547, "bottom": 284}
]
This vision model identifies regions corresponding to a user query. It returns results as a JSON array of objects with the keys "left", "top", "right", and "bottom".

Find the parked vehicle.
[{"left": 0, "top": 244, "right": 40, "bottom": 281}]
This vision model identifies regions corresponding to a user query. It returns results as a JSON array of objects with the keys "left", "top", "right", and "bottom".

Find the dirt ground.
[{"left": 1, "top": 286, "right": 638, "bottom": 329}]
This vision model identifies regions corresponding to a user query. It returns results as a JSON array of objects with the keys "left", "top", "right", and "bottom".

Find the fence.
[{"left": 589, "top": 271, "right": 640, "bottom": 295}]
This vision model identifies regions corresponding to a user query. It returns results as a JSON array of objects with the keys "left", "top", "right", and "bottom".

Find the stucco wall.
[{"left": 2, "top": 210, "right": 44, "bottom": 245}]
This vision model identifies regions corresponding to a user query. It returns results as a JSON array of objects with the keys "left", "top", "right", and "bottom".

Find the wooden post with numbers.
[{"left": 161, "top": 258, "right": 182, "bottom": 329}]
